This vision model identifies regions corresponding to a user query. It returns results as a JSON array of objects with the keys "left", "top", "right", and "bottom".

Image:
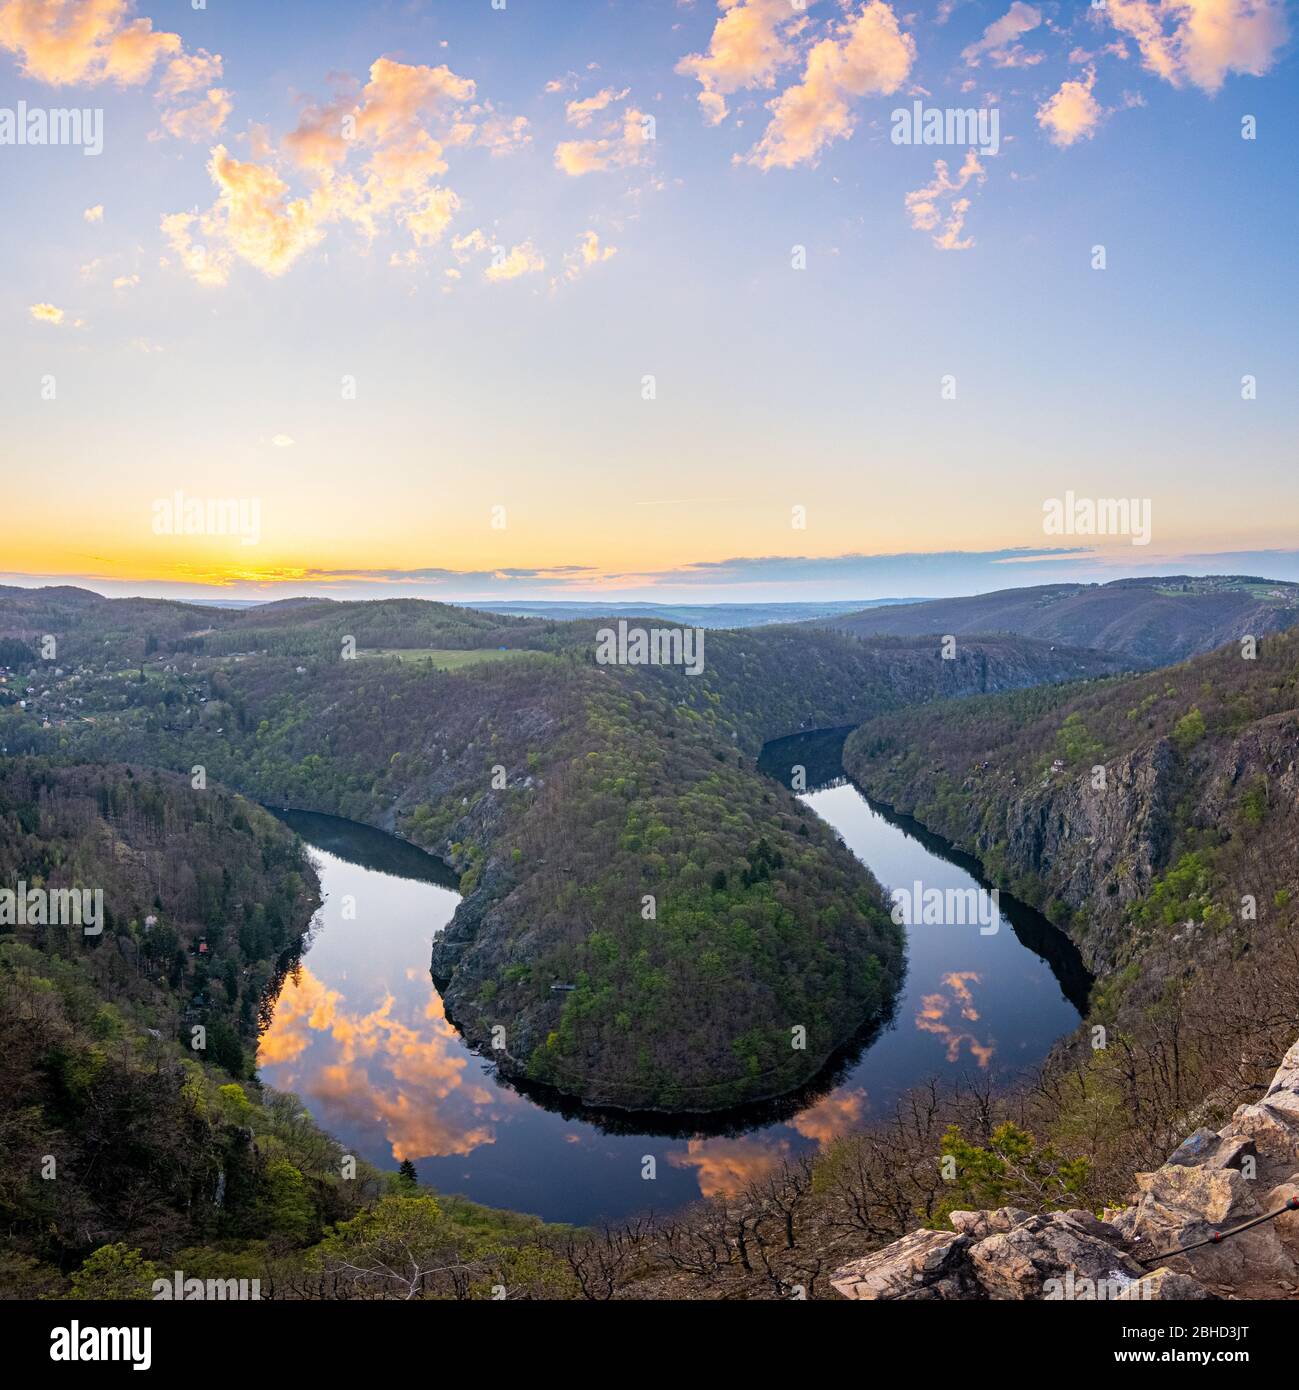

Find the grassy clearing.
[{"left": 360, "top": 647, "right": 537, "bottom": 670}]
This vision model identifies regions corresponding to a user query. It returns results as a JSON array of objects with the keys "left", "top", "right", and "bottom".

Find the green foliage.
[
  {"left": 261, "top": 1160, "right": 315, "bottom": 1243},
  {"left": 933, "top": 1122, "right": 1090, "bottom": 1224},
  {"left": 68, "top": 1244, "right": 161, "bottom": 1301},
  {"left": 1055, "top": 712, "right": 1104, "bottom": 766},
  {"left": 1172, "top": 706, "right": 1207, "bottom": 751},
  {"left": 1139, "top": 850, "right": 1220, "bottom": 928}
]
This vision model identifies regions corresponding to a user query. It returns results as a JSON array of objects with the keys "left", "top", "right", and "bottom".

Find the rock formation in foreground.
[{"left": 832, "top": 1036, "right": 1299, "bottom": 1301}]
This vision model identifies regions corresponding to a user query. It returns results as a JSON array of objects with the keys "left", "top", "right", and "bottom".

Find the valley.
[{"left": 2, "top": 579, "right": 1298, "bottom": 1302}]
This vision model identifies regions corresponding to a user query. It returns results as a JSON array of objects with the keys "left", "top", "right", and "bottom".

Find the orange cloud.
[
  {"left": 676, "top": 0, "right": 803, "bottom": 126},
  {"left": 259, "top": 965, "right": 499, "bottom": 1161},
  {"left": 745, "top": 2, "right": 915, "bottom": 170},
  {"left": 561, "top": 229, "right": 617, "bottom": 283},
  {"left": 160, "top": 86, "right": 232, "bottom": 141},
  {"left": 159, "top": 55, "right": 486, "bottom": 282},
  {"left": 667, "top": 1136, "right": 788, "bottom": 1197},
  {"left": 28, "top": 300, "right": 64, "bottom": 324},
  {"left": 565, "top": 86, "right": 629, "bottom": 127},
  {"left": 915, "top": 972, "right": 995, "bottom": 1067},
  {"left": 0, "top": 0, "right": 179, "bottom": 87},
  {"left": 904, "top": 148, "right": 986, "bottom": 250},
  {"left": 1106, "top": 0, "right": 1288, "bottom": 94},
  {"left": 554, "top": 104, "right": 652, "bottom": 176},
  {"left": 1037, "top": 68, "right": 1103, "bottom": 147},
  {"left": 790, "top": 1088, "right": 867, "bottom": 1145}
]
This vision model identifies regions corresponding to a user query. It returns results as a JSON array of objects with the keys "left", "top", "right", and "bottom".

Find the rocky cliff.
[
  {"left": 832, "top": 1036, "right": 1299, "bottom": 1301},
  {"left": 843, "top": 630, "right": 1299, "bottom": 979}
]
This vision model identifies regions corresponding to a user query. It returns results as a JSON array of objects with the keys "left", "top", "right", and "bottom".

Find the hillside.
[
  {"left": 825, "top": 576, "right": 1299, "bottom": 668},
  {"left": 0, "top": 758, "right": 323, "bottom": 1275},
  {"left": 843, "top": 627, "right": 1299, "bottom": 997},
  {"left": 0, "top": 587, "right": 1118, "bottom": 1112}
]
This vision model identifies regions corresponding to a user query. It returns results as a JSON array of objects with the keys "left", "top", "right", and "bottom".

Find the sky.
[{"left": 1, "top": 0, "right": 1296, "bottom": 604}]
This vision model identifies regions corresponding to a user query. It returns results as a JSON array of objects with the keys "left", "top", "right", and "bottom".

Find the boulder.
[
  {"left": 831, "top": 1229, "right": 977, "bottom": 1301},
  {"left": 969, "top": 1211, "right": 1144, "bottom": 1300},
  {"left": 1166, "top": 1128, "right": 1255, "bottom": 1172},
  {"left": 1266, "top": 1181, "right": 1299, "bottom": 1262},
  {"left": 1122, "top": 1164, "right": 1294, "bottom": 1286},
  {"left": 1116, "top": 1268, "right": 1217, "bottom": 1301}
]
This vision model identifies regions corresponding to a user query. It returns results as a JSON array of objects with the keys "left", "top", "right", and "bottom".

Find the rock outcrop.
[{"left": 833, "top": 1036, "right": 1299, "bottom": 1301}]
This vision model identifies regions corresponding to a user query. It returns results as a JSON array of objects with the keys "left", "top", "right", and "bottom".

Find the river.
[{"left": 258, "top": 728, "right": 1089, "bottom": 1226}]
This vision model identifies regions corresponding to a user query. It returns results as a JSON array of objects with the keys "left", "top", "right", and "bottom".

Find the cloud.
[
  {"left": 448, "top": 229, "right": 545, "bottom": 282},
  {"left": 745, "top": 2, "right": 915, "bottom": 170},
  {"left": 1037, "top": 67, "right": 1103, "bottom": 146},
  {"left": 0, "top": 0, "right": 180, "bottom": 86},
  {"left": 562, "top": 229, "right": 618, "bottom": 281},
  {"left": 83, "top": 203, "right": 103, "bottom": 223},
  {"left": 676, "top": 0, "right": 803, "bottom": 126},
  {"left": 904, "top": 148, "right": 986, "bottom": 249},
  {"left": 0, "top": 2, "right": 240, "bottom": 146},
  {"left": 667, "top": 1138, "right": 788, "bottom": 1198},
  {"left": 159, "top": 85, "right": 232, "bottom": 141},
  {"left": 1105, "top": 0, "right": 1288, "bottom": 93},
  {"left": 161, "top": 144, "right": 326, "bottom": 286},
  {"left": 485, "top": 240, "right": 545, "bottom": 282},
  {"left": 554, "top": 104, "right": 652, "bottom": 175},
  {"left": 564, "top": 85, "right": 629, "bottom": 127},
  {"left": 790, "top": 1088, "right": 867, "bottom": 1145},
  {"left": 165, "top": 56, "right": 489, "bottom": 283},
  {"left": 111, "top": 273, "right": 138, "bottom": 289},
  {"left": 401, "top": 185, "right": 461, "bottom": 247},
  {"left": 28, "top": 301, "right": 64, "bottom": 324},
  {"left": 916, "top": 973, "right": 994, "bottom": 1068},
  {"left": 204, "top": 145, "right": 324, "bottom": 279},
  {"left": 156, "top": 46, "right": 221, "bottom": 98},
  {"left": 471, "top": 109, "right": 531, "bottom": 155},
  {"left": 961, "top": 2, "right": 1043, "bottom": 68},
  {"left": 272, "top": 434, "right": 294, "bottom": 448}
]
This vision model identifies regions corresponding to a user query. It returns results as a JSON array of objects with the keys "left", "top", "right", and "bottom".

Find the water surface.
[{"left": 259, "top": 732, "right": 1087, "bottom": 1225}]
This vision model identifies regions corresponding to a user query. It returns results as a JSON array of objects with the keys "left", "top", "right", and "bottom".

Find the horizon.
[{"left": 5, "top": 565, "right": 1299, "bottom": 613}]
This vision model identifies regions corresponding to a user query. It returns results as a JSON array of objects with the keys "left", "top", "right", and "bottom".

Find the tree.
[
  {"left": 68, "top": 1244, "right": 161, "bottom": 1300},
  {"left": 262, "top": 1159, "right": 315, "bottom": 1243},
  {"left": 315, "top": 1195, "right": 461, "bottom": 1299},
  {"left": 397, "top": 1159, "right": 419, "bottom": 1189}
]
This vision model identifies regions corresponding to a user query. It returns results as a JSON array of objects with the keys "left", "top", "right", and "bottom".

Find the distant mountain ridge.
[{"left": 824, "top": 576, "right": 1299, "bottom": 667}]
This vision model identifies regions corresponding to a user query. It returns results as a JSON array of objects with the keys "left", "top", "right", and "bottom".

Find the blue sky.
[{"left": 1, "top": 0, "right": 1295, "bottom": 602}]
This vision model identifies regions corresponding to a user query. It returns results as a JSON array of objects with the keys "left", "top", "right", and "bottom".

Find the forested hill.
[
  {"left": 824, "top": 575, "right": 1299, "bottom": 668},
  {"left": 0, "top": 757, "right": 576, "bottom": 1300},
  {"left": 0, "top": 758, "right": 317, "bottom": 1277},
  {"left": 0, "top": 587, "right": 1117, "bottom": 1112},
  {"left": 843, "top": 626, "right": 1299, "bottom": 996},
  {"left": 0, "top": 758, "right": 318, "bottom": 1061}
]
